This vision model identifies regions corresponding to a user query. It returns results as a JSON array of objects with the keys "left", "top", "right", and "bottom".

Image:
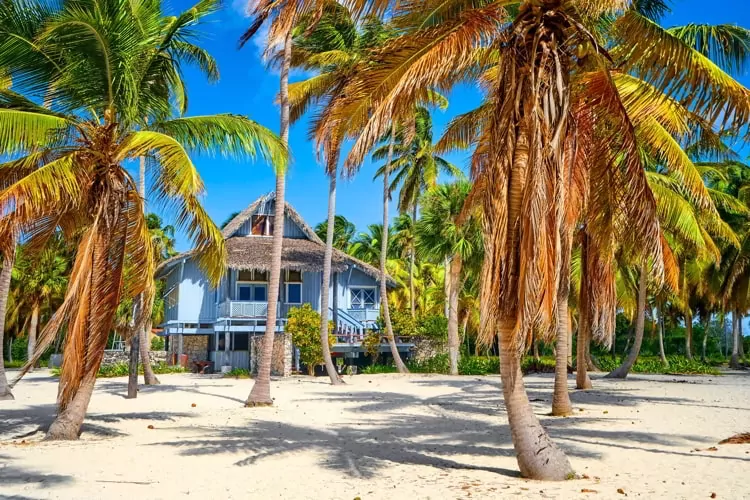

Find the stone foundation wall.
[
  {"left": 411, "top": 337, "right": 445, "bottom": 362},
  {"left": 250, "top": 333, "right": 292, "bottom": 376},
  {"left": 167, "top": 335, "right": 210, "bottom": 366},
  {"left": 102, "top": 349, "right": 168, "bottom": 366}
]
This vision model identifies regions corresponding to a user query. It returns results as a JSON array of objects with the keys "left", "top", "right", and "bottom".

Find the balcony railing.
[
  {"left": 346, "top": 308, "right": 380, "bottom": 324},
  {"left": 218, "top": 301, "right": 281, "bottom": 318}
]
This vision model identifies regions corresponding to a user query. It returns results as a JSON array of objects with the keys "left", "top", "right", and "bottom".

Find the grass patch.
[
  {"left": 595, "top": 355, "right": 720, "bottom": 375},
  {"left": 3, "top": 360, "right": 26, "bottom": 369},
  {"left": 222, "top": 368, "right": 251, "bottom": 379},
  {"left": 50, "top": 361, "right": 186, "bottom": 378}
]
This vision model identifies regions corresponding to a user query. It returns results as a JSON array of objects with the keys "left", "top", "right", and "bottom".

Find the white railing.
[
  {"left": 346, "top": 308, "right": 380, "bottom": 324},
  {"left": 218, "top": 301, "right": 278, "bottom": 318}
]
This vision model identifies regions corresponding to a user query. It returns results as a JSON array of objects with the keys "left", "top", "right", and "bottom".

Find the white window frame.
[
  {"left": 236, "top": 281, "right": 268, "bottom": 302},
  {"left": 349, "top": 286, "right": 377, "bottom": 309},
  {"left": 285, "top": 283, "right": 303, "bottom": 304}
]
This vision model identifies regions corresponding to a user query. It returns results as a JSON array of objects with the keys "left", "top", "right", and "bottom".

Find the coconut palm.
[
  {"left": 0, "top": 0, "right": 285, "bottom": 438},
  {"left": 416, "top": 181, "right": 481, "bottom": 375},
  {"left": 315, "top": 215, "right": 356, "bottom": 251},
  {"left": 287, "top": 2, "right": 389, "bottom": 384},
  {"left": 348, "top": 224, "right": 395, "bottom": 266},
  {"left": 0, "top": 233, "right": 16, "bottom": 400},
  {"left": 321, "top": 0, "right": 750, "bottom": 478},
  {"left": 240, "top": 0, "right": 299, "bottom": 405}
]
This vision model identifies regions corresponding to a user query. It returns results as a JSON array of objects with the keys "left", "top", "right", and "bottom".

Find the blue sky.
[{"left": 158, "top": 0, "right": 750, "bottom": 251}]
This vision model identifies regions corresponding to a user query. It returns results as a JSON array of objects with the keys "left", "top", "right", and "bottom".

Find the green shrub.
[
  {"left": 595, "top": 355, "right": 720, "bottom": 375},
  {"left": 51, "top": 361, "right": 186, "bottom": 378},
  {"left": 409, "top": 353, "right": 450, "bottom": 373},
  {"left": 286, "top": 304, "right": 335, "bottom": 375},
  {"left": 3, "top": 360, "right": 25, "bottom": 369},
  {"left": 150, "top": 336, "right": 165, "bottom": 351},
  {"left": 361, "top": 364, "right": 398, "bottom": 374},
  {"left": 521, "top": 356, "right": 556, "bottom": 374},
  {"left": 223, "top": 368, "right": 251, "bottom": 378},
  {"left": 151, "top": 362, "right": 186, "bottom": 375}
]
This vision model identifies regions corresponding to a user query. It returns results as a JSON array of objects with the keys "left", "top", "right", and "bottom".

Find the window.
[
  {"left": 165, "top": 285, "right": 179, "bottom": 308},
  {"left": 350, "top": 288, "right": 376, "bottom": 309},
  {"left": 238, "top": 270, "right": 268, "bottom": 282},
  {"left": 251, "top": 215, "right": 274, "bottom": 236},
  {"left": 286, "top": 283, "right": 302, "bottom": 304},
  {"left": 237, "top": 283, "right": 267, "bottom": 301},
  {"left": 286, "top": 270, "right": 302, "bottom": 282}
]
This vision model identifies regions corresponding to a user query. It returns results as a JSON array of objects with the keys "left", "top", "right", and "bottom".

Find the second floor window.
[
  {"left": 237, "top": 283, "right": 267, "bottom": 301},
  {"left": 350, "top": 288, "right": 376, "bottom": 309},
  {"left": 251, "top": 215, "right": 274, "bottom": 236}
]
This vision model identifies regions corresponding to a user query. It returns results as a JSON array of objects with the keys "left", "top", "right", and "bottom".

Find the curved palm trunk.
[
  {"left": 0, "top": 235, "right": 16, "bottom": 400},
  {"left": 320, "top": 166, "right": 343, "bottom": 385},
  {"left": 47, "top": 371, "right": 97, "bottom": 440},
  {"left": 584, "top": 336, "right": 597, "bottom": 372},
  {"left": 684, "top": 307, "right": 693, "bottom": 360},
  {"left": 140, "top": 319, "right": 159, "bottom": 384},
  {"left": 27, "top": 303, "right": 40, "bottom": 371},
  {"left": 552, "top": 229, "right": 573, "bottom": 416},
  {"left": 247, "top": 32, "right": 292, "bottom": 405},
  {"left": 381, "top": 125, "right": 409, "bottom": 374},
  {"left": 409, "top": 205, "right": 417, "bottom": 318},
  {"left": 739, "top": 313, "right": 745, "bottom": 360},
  {"left": 657, "top": 304, "right": 668, "bottom": 367},
  {"left": 606, "top": 263, "right": 647, "bottom": 379},
  {"left": 499, "top": 320, "right": 572, "bottom": 480},
  {"left": 447, "top": 255, "right": 462, "bottom": 375},
  {"left": 576, "top": 233, "right": 592, "bottom": 390},
  {"left": 730, "top": 311, "right": 740, "bottom": 369}
]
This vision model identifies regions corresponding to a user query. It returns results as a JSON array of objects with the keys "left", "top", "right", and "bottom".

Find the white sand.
[{"left": 1, "top": 369, "right": 749, "bottom": 499}]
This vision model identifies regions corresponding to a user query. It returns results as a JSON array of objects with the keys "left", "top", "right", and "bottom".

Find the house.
[{"left": 156, "top": 192, "right": 411, "bottom": 375}]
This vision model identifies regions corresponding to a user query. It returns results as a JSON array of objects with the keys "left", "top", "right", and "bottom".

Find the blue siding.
[
  {"left": 283, "top": 216, "right": 306, "bottom": 238},
  {"left": 164, "top": 264, "right": 180, "bottom": 322},
  {"left": 178, "top": 259, "right": 216, "bottom": 323},
  {"left": 302, "top": 271, "right": 321, "bottom": 311},
  {"left": 330, "top": 267, "right": 381, "bottom": 309}
]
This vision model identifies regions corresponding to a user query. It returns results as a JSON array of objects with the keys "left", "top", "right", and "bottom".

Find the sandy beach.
[{"left": 1, "top": 370, "right": 748, "bottom": 499}]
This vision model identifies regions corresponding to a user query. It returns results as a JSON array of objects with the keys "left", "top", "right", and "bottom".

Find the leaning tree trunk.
[
  {"left": 739, "top": 313, "right": 745, "bottom": 360},
  {"left": 319, "top": 165, "right": 343, "bottom": 385},
  {"left": 576, "top": 232, "right": 592, "bottom": 390},
  {"left": 584, "top": 333, "right": 597, "bottom": 372},
  {"left": 730, "top": 311, "right": 740, "bottom": 369},
  {"left": 606, "top": 263, "right": 647, "bottom": 379},
  {"left": 701, "top": 315, "right": 709, "bottom": 363},
  {"left": 657, "top": 304, "right": 668, "bottom": 368},
  {"left": 0, "top": 234, "right": 16, "bottom": 400},
  {"left": 447, "top": 255, "right": 462, "bottom": 375},
  {"left": 46, "top": 371, "right": 97, "bottom": 440},
  {"left": 140, "top": 319, "right": 159, "bottom": 385},
  {"left": 499, "top": 320, "right": 572, "bottom": 480},
  {"left": 27, "top": 303, "right": 40, "bottom": 371},
  {"left": 381, "top": 125, "right": 409, "bottom": 374},
  {"left": 246, "top": 31, "right": 292, "bottom": 405},
  {"left": 684, "top": 307, "right": 694, "bottom": 360},
  {"left": 552, "top": 228, "right": 573, "bottom": 416},
  {"left": 409, "top": 205, "right": 417, "bottom": 318}
]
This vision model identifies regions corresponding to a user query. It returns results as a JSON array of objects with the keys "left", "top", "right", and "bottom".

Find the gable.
[{"left": 221, "top": 193, "right": 322, "bottom": 242}]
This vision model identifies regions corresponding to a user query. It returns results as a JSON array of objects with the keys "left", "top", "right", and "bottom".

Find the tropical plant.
[
  {"left": 286, "top": 304, "right": 335, "bottom": 375},
  {"left": 416, "top": 181, "right": 481, "bottom": 375},
  {"left": 315, "top": 215, "right": 356, "bottom": 251},
  {"left": 0, "top": 0, "right": 285, "bottom": 438}
]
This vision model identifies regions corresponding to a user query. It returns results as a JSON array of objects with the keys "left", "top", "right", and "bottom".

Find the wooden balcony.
[
  {"left": 345, "top": 308, "right": 380, "bottom": 324},
  {"left": 218, "top": 300, "right": 282, "bottom": 318}
]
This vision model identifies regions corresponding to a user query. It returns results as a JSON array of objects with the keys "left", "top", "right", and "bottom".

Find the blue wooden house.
[{"left": 156, "top": 192, "right": 410, "bottom": 374}]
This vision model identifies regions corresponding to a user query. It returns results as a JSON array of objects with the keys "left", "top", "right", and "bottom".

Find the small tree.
[{"left": 287, "top": 304, "right": 335, "bottom": 376}]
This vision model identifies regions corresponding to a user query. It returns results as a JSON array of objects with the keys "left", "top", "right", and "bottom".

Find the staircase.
[{"left": 329, "top": 308, "right": 368, "bottom": 344}]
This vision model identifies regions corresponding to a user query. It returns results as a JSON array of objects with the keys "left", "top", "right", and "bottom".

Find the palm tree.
[
  {"left": 392, "top": 213, "right": 418, "bottom": 317},
  {"left": 326, "top": 0, "right": 750, "bottom": 478},
  {"left": 416, "top": 181, "right": 481, "bottom": 375},
  {"left": 0, "top": 0, "right": 285, "bottom": 439},
  {"left": 348, "top": 224, "right": 394, "bottom": 266},
  {"left": 315, "top": 215, "right": 356, "bottom": 251},
  {"left": 11, "top": 235, "right": 70, "bottom": 369},
  {"left": 0, "top": 233, "right": 16, "bottom": 400},
  {"left": 373, "top": 106, "right": 462, "bottom": 317},
  {"left": 241, "top": 0, "right": 298, "bottom": 405}
]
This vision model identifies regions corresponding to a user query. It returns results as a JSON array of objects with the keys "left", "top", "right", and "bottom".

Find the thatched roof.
[
  {"left": 220, "top": 192, "right": 323, "bottom": 243},
  {"left": 226, "top": 237, "right": 348, "bottom": 272},
  {"left": 156, "top": 193, "right": 397, "bottom": 287}
]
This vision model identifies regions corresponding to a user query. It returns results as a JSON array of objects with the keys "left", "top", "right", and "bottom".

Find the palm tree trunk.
[
  {"left": 552, "top": 229, "right": 573, "bottom": 416},
  {"left": 567, "top": 311, "right": 573, "bottom": 368},
  {"left": 685, "top": 307, "right": 693, "bottom": 360},
  {"left": 27, "top": 303, "right": 40, "bottom": 370},
  {"left": 247, "top": 31, "right": 292, "bottom": 405},
  {"left": 576, "top": 232, "right": 592, "bottom": 390},
  {"left": 701, "top": 315, "right": 709, "bottom": 363},
  {"left": 499, "top": 319, "right": 572, "bottom": 480},
  {"left": 657, "top": 304, "right": 668, "bottom": 367},
  {"left": 320, "top": 165, "right": 343, "bottom": 385},
  {"left": 584, "top": 335, "right": 597, "bottom": 371},
  {"left": 381, "top": 124, "right": 409, "bottom": 374},
  {"left": 409, "top": 205, "right": 417, "bottom": 318},
  {"left": 447, "top": 255, "right": 462, "bottom": 375},
  {"left": 730, "top": 311, "right": 740, "bottom": 369},
  {"left": 443, "top": 257, "right": 450, "bottom": 319},
  {"left": 46, "top": 371, "right": 97, "bottom": 440},
  {"left": 739, "top": 313, "right": 745, "bottom": 360},
  {"left": 127, "top": 297, "right": 141, "bottom": 399},
  {"left": 606, "top": 263, "right": 647, "bottom": 379},
  {"left": 0, "top": 235, "right": 16, "bottom": 400},
  {"left": 140, "top": 319, "right": 159, "bottom": 385}
]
